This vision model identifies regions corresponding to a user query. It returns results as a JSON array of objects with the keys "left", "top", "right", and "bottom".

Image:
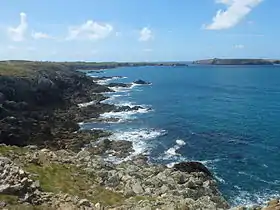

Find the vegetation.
[
  {"left": 0, "top": 145, "right": 28, "bottom": 156},
  {"left": 24, "top": 163, "right": 125, "bottom": 206},
  {"left": 0, "top": 60, "right": 187, "bottom": 77}
]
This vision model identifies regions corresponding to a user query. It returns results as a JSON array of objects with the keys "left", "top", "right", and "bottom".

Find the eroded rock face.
[{"left": 0, "top": 67, "right": 112, "bottom": 148}]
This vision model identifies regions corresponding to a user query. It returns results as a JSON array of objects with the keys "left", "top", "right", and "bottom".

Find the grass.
[
  {"left": 0, "top": 63, "right": 31, "bottom": 77},
  {"left": 24, "top": 163, "right": 125, "bottom": 206},
  {"left": 0, "top": 145, "right": 28, "bottom": 156},
  {"left": 0, "top": 194, "right": 18, "bottom": 205},
  {"left": 0, "top": 145, "right": 126, "bottom": 207}
]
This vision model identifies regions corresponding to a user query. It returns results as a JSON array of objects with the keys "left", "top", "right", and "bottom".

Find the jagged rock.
[{"left": 173, "top": 162, "right": 212, "bottom": 177}]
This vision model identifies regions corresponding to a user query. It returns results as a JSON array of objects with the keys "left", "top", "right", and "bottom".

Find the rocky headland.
[
  {"left": 0, "top": 61, "right": 277, "bottom": 209},
  {"left": 193, "top": 58, "right": 275, "bottom": 65}
]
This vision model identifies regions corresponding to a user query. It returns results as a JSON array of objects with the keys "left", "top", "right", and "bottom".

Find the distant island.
[{"left": 193, "top": 58, "right": 280, "bottom": 65}]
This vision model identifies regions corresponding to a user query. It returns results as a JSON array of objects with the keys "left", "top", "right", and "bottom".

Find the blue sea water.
[{"left": 86, "top": 65, "right": 280, "bottom": 206}]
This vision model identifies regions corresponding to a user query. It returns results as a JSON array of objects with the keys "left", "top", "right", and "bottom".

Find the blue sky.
[{"left": 0, "top": 0, "right": 278, "bottom": 61}]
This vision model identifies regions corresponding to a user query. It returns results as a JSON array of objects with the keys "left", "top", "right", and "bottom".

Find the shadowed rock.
[{"left": 173, "top": 161, "right": 212, "bottom": 177}]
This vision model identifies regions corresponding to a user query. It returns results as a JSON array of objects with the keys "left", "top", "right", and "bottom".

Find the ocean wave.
[
  {"left": 94, "top": 76, "right": 127, "bottom": 85},
  {"left": 164, "top": 139, "right": 186, "bottom": 158},
  {"left": 101, "top": 94, "right": 124, "bottom": 104},
  {"left": 99, "top": 107, "right": 151, "bottom": 122},
  {"left": 108, "top": 128, "right": 168, "bottom": 157}
]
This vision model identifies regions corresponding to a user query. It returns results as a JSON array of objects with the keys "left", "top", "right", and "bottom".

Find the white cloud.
[
  {"left": 139, "top": 27, "right": 153, "bottom": 41},
  {"left": 205, "top": 0, "right": 263, "bottom": 30},
  {"left": 234, "top": 44, "right": 245, "bottom": 49},
  {"left": 67, "top": 20, "right": 113, "bottom": 41},
  {"left": 32, "top": 31, "right": 52, "bottom": 39},
  {"left": 8, "top": 12, "right": 28, "bottom": 41}
]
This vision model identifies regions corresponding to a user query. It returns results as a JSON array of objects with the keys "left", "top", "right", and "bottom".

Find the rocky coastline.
[{"left": 0, "top": 61, "right": 277, "bottom": 209}]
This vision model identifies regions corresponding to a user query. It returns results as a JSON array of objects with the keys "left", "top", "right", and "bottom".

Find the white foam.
[
  {"left": 176, "top": 139, "right": 186, "bottom": 146},
  {"left": 109, "top": 129, "right": 167, "bottom": 157},
  {"left": 99, "top": 107, "right": 151, "bottom": 122},
  {"left": 101, "top": 94, "right": 123, "bottom": 104},
  {"left": 78, "top": 100, "right": 96, "bottom": 108},
  {"left": 163, "top": 139, "right": 187, "bottom": 158},
  {"left": 109, "top": 82, "right": 141, "bottom": 93},
  {"left": 94, "top": 76, "right": 127, "bottom": 85}
]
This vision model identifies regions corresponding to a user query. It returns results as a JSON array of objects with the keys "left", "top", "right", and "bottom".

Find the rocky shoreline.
[{"left": 0, "top": 61, "right": 277, "bottom": 209}]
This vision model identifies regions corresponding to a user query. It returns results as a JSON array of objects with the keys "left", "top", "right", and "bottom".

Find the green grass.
[
  {"left": 24, "top": 163, "right": 125, "bottom": 206},
  {"left": 0, "top": 194, "right": 18, "bottom": 205},
  {"left": 0, "top": 145, "right": 28, "bottom": 156}
]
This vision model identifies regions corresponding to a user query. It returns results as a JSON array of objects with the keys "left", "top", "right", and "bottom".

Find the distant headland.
[{"left": 193, "top": 58, "right": 280, "bottom": 65}]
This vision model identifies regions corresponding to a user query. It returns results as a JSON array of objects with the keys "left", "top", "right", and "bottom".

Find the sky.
[{"left": 0, "top": 0, "right": 278, "bottom": 62}]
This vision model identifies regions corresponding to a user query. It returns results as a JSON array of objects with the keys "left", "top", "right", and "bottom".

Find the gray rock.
[
  {"left": 78, "top": 198, "right": 91, "bottom": 207},
  {"left": 24, "top": 145, "right": 38, "bottom": 150},
  {"left": 0, "top": 184, "right": 10, "bottom": 193},
  {"left": 106, "top": 174, "right": 120, "bottom": 187},
  {"left": 0, "top": 157, "right": 11, "bottom": 165},
  {"left": 0, "top": 201, "right": 7, "bottom": 208},
  {"left": 132, "top": 181, "right": 144, "bottom": 194},
  {"left": 31, "top": 180, "right": 40, "bottom": 189},
  {"left": 160, "top": 185, "right": 169, "bottom": 194}
]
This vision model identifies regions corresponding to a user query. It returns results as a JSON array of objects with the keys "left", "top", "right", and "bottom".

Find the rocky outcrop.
[
  {"left": 133, "top": 79, "right": 151, "bottom": 85},
  {"left": 0, "top": 145, "right": 230, "bottom": 209},
  {"left": 107, "top": 83, "right": 132, "bottom": 88},
  {"left": 173, "top": 162, "right": 213, "bottom": 177},
  {"left": 0, "top": 65, "right": 112, "bottom": 149}
]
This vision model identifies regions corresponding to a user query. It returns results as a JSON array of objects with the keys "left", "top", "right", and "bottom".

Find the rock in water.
[
  {"left": 173, "top": 162, "right": 212, "bottom": 177},
  {"left": 133, "top": 79, "right": 151, "bottom": 85}
]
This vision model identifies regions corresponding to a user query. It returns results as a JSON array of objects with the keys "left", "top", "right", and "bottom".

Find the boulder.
[
  {"left": 173, "top": 162, "right": 212, "bottom": 177},
  {"left": 132, "top": 181, "right": 144, "bottom": 194}
]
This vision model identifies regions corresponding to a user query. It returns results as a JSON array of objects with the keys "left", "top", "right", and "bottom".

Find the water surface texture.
[{"left": 87, "top": 65, "right": 280, "bottom": 205}]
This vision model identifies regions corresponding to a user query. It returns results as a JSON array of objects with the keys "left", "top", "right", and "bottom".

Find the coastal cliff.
[
  {"left": 193, "top": 58, "right": 274, "bottom": 65},
  {"left": 0, "top": 61, "right": 276, "bottom": 210}
]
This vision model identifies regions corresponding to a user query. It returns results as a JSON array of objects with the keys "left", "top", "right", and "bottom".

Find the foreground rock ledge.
[{"left": 0, "top": 145, "right": 230, "bottom": 210}]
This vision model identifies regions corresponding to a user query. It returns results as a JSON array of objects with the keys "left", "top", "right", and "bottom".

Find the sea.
[{"left": 82, "top": 65, "right": 280, "bottom": 206}]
